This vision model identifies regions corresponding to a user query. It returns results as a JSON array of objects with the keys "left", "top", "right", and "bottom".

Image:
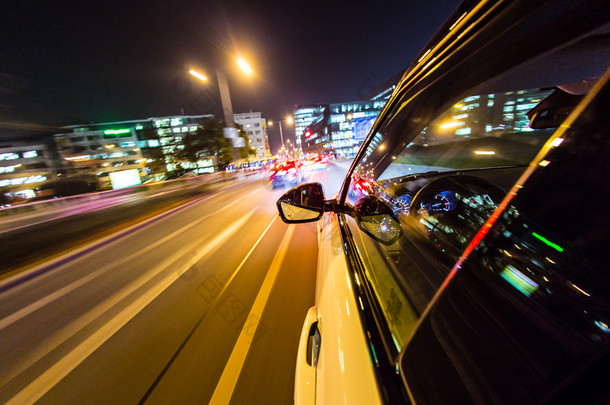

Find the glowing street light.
[
  {"left": 188, "top": 57, "right": 254, "bottom": 127},
  {"left": 237, "top": 58, "right": 253, "bottom": 75},
  {"left": 188, "top": 69, "right": 208, "bottom": 82}
]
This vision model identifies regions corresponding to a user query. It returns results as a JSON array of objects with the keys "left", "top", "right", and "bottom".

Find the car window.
[
  {"left": 399, "top": 72, "right": 610, "bottom": 405},
  {"left": 344, "top": 87, "right": 561, "bottom": 352},
  {"left": 343, "top": 35, "right": 609, "bottom": 355}
]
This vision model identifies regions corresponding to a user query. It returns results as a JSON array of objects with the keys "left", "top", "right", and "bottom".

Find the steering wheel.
[{"left": 409, "top": 175, "right": 505, "bottom": 218}]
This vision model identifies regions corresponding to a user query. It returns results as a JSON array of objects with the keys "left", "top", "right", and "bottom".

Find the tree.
[
  {"left": 178, "top": 118, "right": 232, "bottom": 169},
  {"left": 236, "top": 126, "right": 256, "bottom": 160},
  {"left": 140, "top": 127, "right": 166, "bottom": 175}
]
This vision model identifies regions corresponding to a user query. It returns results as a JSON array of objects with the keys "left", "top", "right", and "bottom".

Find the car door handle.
[
  {"left": 295, "top": 306, "right": 320, "bottom": 403},
  {"left": 298, "top": 306, "right": 321, "bottom": 367},
  {"left": 307, "top": 320, "right": 321, "bottom": 367}
]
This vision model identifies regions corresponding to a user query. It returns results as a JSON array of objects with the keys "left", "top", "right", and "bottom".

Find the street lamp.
[
  {"left": 268, "top": 117, "right": 293, "bottom": 153},
  {"left": 189, "top": 58, "right": 254, "bottom": 162},
  {"left": 189, "top": 67, "right": 235, "bottom": 126},
  {"left": 188, "top": 57, "right": 253, "bottom": 127}
]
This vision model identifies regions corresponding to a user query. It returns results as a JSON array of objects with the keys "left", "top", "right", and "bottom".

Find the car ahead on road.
[
  {"left": 304, "top": 154, "right": 329, "bottom": 172},
  {"left": 276, "top": 0, "right": 610, "bottom": 403},
  {"left": 269, "top": 160, "right": 304, "bottom": 188}
]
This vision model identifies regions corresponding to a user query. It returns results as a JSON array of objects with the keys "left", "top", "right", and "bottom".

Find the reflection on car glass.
[{"left": 377, "top": 88, "right": 554, "bottom": 181}]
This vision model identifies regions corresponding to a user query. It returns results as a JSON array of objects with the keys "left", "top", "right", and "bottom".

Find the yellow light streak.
[{"left": 188, "top": 69, "right": 208, "bottom": 82}]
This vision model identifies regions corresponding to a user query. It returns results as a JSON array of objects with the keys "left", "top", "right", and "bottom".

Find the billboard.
[{"left": 109, "top": 169, "right": 142, "bottom": 189}]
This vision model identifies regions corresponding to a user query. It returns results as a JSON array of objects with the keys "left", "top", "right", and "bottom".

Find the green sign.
[{"left": 104, "top": 129, "right": 131, "bottom": 135}]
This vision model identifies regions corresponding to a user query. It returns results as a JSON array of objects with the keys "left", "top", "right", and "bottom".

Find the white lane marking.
[
  {"left": 0, "top": 188, "right": 261, "bottom": 330},
  {"left": 4, "top": 210, "right": 255, "bottom": 404},
  {"left": 208, "top": 225, "right": 295, "bottom": 405},
  {"left": 211, "top": 215, "right": 278, "bottom": 303}
]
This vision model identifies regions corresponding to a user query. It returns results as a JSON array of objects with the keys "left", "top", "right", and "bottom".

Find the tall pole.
[
  {"left": 278, "top": 121, "right": 285, "bottom": 149},
  {"left": 215, "top": 68, "right": 240, "bottom": 162},
  {"left": 216, "top": 68, "right": 234, "bottom": 127}
]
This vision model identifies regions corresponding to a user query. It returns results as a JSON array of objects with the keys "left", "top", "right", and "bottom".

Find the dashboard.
[{"left": 388, "top": 175, "right": 506, "bottom": 257}]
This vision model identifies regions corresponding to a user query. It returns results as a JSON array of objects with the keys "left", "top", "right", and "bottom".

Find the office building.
[
  {"left": 56, "top": 114, "right": 215, "bottom": 189},
  {"left": 234, "top": 112, "right": 270, "bottom": 158},
  {"left": 302, "top": 99, "right": 388, "bottom": 157},
  {"left": 0, "top": 142, "right": 57, "bottom": 202},
  {"left": 293, "top": 105, "right": 326, "bottom": 153}
]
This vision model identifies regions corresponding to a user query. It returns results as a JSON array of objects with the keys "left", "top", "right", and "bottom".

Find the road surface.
[{"left": 0, "top": 160, "right": 349, "bottom": 404}]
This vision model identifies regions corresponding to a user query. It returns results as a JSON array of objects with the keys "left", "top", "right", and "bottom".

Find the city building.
[
  {"left": 0, "top": 141, "right": 57, "bottom": 202},
  {"left": 56, "top": 123, "right": 147, "bottom": 189},
  {"left": 294, "top": 74, "right": 400, "bottom": 156},
  {"left": 233, "top": 112, "right": 270, "bottom": 158},
  {"left": 302, "top": 99, "right": 388, "bottom": 157},
  {"left": 148, "top": 115, "right": 216, "bottom": 173},
  {"left": 293, "top": 105, "right": 326, "bottom": 153},
  {"left": 301, "top": 87, "right": 552, "bottom": 159},
  {"left": 56, "top": 114, "right": 215, "bottom": 189}
]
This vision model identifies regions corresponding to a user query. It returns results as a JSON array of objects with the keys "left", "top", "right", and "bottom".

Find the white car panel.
[
  {"left": 312, "top": 212, "right": 383, "bottom": 405},
  {"left": 294, "top": 306, "right": 318, "bottom": 404}
]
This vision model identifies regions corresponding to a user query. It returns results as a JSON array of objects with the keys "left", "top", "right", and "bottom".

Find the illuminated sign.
[
  {"left": 103, "top": 129, "right": 131, "bottom": 135},
  {"left": 532, "top": 232, "right": 564, "bottom": 252},
  {"left": 109, "top": 169, "right": 141, "bottom": 189},
  {"left": 500, "top": 265, "right": 539, "bottom": 296}
]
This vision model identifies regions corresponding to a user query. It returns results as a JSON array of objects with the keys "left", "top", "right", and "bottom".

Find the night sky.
[{"left": 1, "top": 0, "right": 459, "bottom": 150}]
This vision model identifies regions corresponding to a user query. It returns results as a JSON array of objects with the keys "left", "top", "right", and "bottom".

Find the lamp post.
[
  {"left": 189, "top": 57, "right": 253, "bottom": 162},
  {"left": 268, "top": 117, "right": 293, "bottom": 155},
  {"left": 189, "top": 57, "right": 252, "bottom": 126}
]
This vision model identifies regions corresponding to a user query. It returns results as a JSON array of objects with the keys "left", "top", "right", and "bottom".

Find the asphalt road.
[{"left": 0, "top": 160, "right": 349, "bottom": 404}]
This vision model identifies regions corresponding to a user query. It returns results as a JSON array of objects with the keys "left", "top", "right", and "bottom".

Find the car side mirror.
[
  {"left": 355, "top": 195, "right": 402, "bottom": 245},
  {"left": 277, "top": 182, "right": 326, "bottom": 223}
]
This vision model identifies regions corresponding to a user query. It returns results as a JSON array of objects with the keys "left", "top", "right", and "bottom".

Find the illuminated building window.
[
  {"left": 516, "top": 103, "right": 537, "bottom": 111},
  {"left": 0, "top": 165, "right": 18, "bottom": 173},
  {"left": 0, "top": 153, "right": 19, "bottom": 160}
]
